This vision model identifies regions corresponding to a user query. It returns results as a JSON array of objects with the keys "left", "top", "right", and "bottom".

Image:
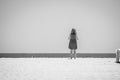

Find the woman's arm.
[
  {"left": 68, "top": 34, "right": 71, "bottom": 40},
  {"left": 76, "top": 35, "right": 78, "bottom": 40}
]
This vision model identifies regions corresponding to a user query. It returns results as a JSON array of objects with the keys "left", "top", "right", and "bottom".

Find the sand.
[{"left": 0, "top": 58, "right": 120, "bottom": 80}]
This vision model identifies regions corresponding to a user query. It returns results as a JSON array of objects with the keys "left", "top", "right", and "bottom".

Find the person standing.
[{"left": 68, "top": 28, "right": 78, "bottom": 59}]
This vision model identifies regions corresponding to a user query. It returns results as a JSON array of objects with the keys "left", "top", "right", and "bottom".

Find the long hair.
[{"left": 71, "top": 28, "right": 76, "bottom": 35}]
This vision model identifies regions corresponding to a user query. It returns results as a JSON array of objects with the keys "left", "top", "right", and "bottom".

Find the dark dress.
[{"left": 69, "top": 34, "right": 77, "bottom": 49}]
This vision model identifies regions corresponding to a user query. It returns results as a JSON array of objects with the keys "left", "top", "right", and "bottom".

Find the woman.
[{"left": 68, "top": 28, "right": 78, "bottom": 59}]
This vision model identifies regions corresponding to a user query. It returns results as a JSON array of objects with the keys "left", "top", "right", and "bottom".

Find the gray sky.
[{"left": 0, "top": 0, "right": 120, "bottom": 53}]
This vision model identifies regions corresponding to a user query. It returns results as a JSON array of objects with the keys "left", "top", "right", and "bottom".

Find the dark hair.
[{"left": 71, "top": 28, "right": 76, "bottom": 35}]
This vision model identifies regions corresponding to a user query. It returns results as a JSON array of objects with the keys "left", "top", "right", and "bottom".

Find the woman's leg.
[
  {"left": 74, "top": 49, "right": 76, "bottom": 59},
  {"left": 70, "top": 49, "right": 73, "bottom": 59}
]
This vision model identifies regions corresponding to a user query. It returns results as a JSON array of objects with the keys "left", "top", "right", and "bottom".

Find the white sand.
[{"left": 0, "top": 58, "right": 120, "bottom": 80}]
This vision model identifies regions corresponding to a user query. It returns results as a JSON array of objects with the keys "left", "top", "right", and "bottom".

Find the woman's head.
[{"left": 71, "top": 28, "right": 76, "bottom": 35}]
